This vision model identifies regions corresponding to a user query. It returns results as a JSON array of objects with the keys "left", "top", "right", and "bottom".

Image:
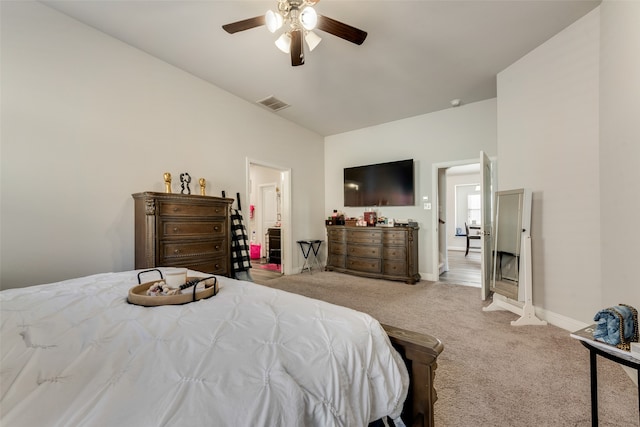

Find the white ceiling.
[{"left": 42, "top": 0, "right": 600, "bottom": 137}]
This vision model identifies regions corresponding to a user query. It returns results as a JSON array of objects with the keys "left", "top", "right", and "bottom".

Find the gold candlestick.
[
  {"left": 199, "top": 178, "right": 206, "bottom": 196},
  {"left": 163, "top": 172, "right": 172, "bottom": 193}
]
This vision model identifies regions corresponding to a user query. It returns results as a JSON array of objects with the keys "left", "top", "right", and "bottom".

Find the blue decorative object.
[{"left": 593, "top": 304, "right": 637, "bottom": 347}]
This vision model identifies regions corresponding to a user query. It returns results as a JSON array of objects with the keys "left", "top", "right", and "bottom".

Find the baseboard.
[
  {"left": 421, "top": 271, "right": 438, "bottom": 281},
  {"left": 438, "top": 261, "right": 446, "bottom": 275},
  {"left": 485, "top": 294, "right": 580, "bottom": 330},
  {"left": 537, "top": 307, "right": 589, "bottom": 332}
]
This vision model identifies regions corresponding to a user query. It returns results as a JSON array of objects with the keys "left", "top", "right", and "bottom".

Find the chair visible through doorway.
[{"left": 465, "top": 223, "right": 481, "bottom": 257}]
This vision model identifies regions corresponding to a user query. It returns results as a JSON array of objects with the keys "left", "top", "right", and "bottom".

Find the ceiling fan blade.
[
  {"left": 316, "top": 15, "right": 367, "bottom": 45},
  {"left": 222, "top": 16, "right": 266, "bottom": 34},
  {"left": 290, "top": 29, "right": 304, "bottom": 66}
]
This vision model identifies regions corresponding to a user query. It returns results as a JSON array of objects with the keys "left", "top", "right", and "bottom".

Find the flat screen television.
[{"left": 344, "top": 159, "right": 415, "bottom": 207}]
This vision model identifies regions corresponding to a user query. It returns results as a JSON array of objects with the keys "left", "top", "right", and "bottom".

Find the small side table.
[
  {"left": 579, "top": 340, "right": 640, "bottom": 426},
  {"left": 297, "top": 240, "right": 323, "bottom": 274}
]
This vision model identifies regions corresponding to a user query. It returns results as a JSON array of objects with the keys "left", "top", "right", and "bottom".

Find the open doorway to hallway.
[
  {"left": 247, "top": 161, "right": 291, "bottom": 278},
  {"left": 438, "top": 250, "right": 481, "bottom": 287},
  {"left": 436, "top": 163, "right": 482, "bottom": 287}
]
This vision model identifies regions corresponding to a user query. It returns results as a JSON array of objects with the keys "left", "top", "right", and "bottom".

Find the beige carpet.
[{"left": 254, "top": 271, "right": 638, "bottom": 426}]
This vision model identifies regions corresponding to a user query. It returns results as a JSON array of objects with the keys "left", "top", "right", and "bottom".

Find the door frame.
[
  {"left": 431, "top": 155, "right": 496, "bottom": 286},
  {"left": 258, "top": 182, "right": 278, "bottom": 258},
  {"left": 431, "top": 158, "right": 479, "bottom": 282},
  {"left": 246, "top": 158, "right": 292, "bottom": 275},
  {"left": 480, "top": 151, "right": 496, "bottom": 300}
]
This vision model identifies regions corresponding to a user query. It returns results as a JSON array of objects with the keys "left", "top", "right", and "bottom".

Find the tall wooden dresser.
[
  {"left": 267, "top": 228, "right": 282, "bottom": 264},
  {"left": 326, "top": 226, "right": 420, "bottom": 284},
  {"left": 132, "top": 192, "right": 233, "bottom": 276}
]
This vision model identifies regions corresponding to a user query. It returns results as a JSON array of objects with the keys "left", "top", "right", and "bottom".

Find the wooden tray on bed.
[{"left": 128, "top": 269, "right": 218, "bottom": 307}]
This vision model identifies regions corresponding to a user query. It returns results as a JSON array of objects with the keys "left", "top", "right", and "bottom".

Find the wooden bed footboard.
[{"left": 382, "top": 324, "right": 444, "bottom": 427}]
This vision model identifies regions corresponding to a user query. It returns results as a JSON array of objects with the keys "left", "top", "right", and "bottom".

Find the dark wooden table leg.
[
  {"left": 578, "top": 339, "right": 640, "bottom": 426},
  {"left": 589, "top": 349, "right": 598, "bottom": 427}
]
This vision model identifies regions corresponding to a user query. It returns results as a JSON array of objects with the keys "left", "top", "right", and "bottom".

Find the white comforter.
[{"left": 1, "top": 270, "right": 408, "bottom": 426}]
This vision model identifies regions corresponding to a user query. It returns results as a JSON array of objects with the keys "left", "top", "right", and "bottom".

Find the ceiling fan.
[{"left": 222, "top": 0, "right": 367, "bottom": 67}]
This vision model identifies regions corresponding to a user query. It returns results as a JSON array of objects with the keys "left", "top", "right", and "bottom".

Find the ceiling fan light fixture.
[
  {"left": 222, "top": 1, "right": 367, "bottom": 66},
  {"left": 299, "top": 6, "right": 317, "bottom": 30},
  {"left": 275, "top": 32, "right": 291, "bottom": 53},
  {"left": 305, "top": 30, "right": 321, "bottom": 51},
  {"left": 265, "top": 10, "right": 283, "bottom": 33}
]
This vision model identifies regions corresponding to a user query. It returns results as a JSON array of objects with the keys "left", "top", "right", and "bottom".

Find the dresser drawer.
[
  {"left": 383, "top": 230, "right": 407, "bottom": 245},
  {"left": 383, "top": 259, "right": 408, "bottom": 276},
  {"left": 348, "top": 244, "right": 381, "bottom": 258},
  {"left": 383, "top": 246, "right": 406, "bottom": 260},
  {"left": 158, "top": 202, "right": 227, "bottom": 218},
  {"left": 161, "top": 240, "right": 227, "bottom": 260},
  {"left": 327, "top": 228, "right": 346, "bottom": 241},
  {"left": 161, "top": 220, "right": 226, "bottom": 238},
  {"left": 199, "top": 257, "right": 229, "bottom": 275},
  {"left": 328, "top": 254, "right": 346, "bottom": 268},
  {"left": 346, "top": 229, "right": 382, "bottom": 244},
  {"left": 330, "top": 242, "right": 347, "bottom": 255},
  {"left": 347, "top": 256, "right": 381, "bottom": 273},
  {"left": 162, "top": 256, "right": 228, "bottom": 275}
]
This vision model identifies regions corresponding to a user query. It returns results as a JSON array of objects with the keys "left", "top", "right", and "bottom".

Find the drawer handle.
[
  {"left": 215, "top": 245, "right": 220, "bottom": 250},
  {"left": 213, "top": 226, "right": 220, "bottom": 232},
  {"left": 174, "top": 249, "right": 181, "bottom": 254},
  {"left": 173, "top": 227, "right": 179, "bottom": 232},
  {"left": 173, "top": 207, "right": 179, "bottom": 212}
]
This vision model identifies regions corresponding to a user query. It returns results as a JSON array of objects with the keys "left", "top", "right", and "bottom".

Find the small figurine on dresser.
[
  {"left": 180, "top": 172, "right": 191, "bottom": 195},
  {"left": 163, "top": 172, "right": 172, "bottom": 193},
  {"left": 199, "top": 178, "right": 206, "bottom": 196}
]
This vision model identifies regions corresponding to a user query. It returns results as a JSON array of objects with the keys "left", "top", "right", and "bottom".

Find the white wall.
[
  {"left": 0, "top": 2, "right": 325, "bottom": 289},
  {"left": 599, "top": 0, "right": 640, "bottom": 307},
  {"left": 497, "top": 2, "right": 640, "bottom": 323},
  {"left": 497, "top": 8, "right": 601, "bottom": 322},
  {"left": 325, "top": 99, "right": 497, "bottom": 278}
]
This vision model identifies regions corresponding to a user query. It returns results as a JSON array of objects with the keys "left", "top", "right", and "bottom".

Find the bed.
[{"left": 1, "top": 269, "right": 442, "bottom": 426}]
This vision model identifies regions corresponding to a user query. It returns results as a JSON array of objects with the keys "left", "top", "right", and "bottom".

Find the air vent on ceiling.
[{"left": 257, "top": 95, "right": 290, "bottom": 112}]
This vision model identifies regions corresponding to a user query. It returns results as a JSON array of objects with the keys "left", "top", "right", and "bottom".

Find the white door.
[
  {"left": 260, "top": 184, "right": 278, "bottom": 257},
  {"left": 480, "top": 151, "right": 494, "bottom": 300},
  {"left": 437, "top": 168, "right": 448, "bottom": 275}
]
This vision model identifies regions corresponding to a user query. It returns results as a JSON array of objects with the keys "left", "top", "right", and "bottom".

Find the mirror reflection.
[{"left": 491, "top": 189, "right": 527, "bottom": 300}]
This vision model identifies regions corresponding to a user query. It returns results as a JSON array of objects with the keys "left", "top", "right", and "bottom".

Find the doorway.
[
  {"left": 433, "top": 161, "right": 482, "bottom": 287},
  {"left": 247, "top": 160, "right": 291, "bottom": 276}
]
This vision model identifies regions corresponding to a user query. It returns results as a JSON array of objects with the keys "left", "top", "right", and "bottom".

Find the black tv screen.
[{"left": 344, "top": 159, "right": 415, "bottom": 207}]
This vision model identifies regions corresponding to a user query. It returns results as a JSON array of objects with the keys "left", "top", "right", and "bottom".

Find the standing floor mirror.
[{"left": 484, "top": 188, "right": 546, "bottom": 326}]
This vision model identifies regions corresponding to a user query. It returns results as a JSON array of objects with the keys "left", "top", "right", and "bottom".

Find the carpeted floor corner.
[{"left": 254, "top": 271, "right": 638, "bottom": 427}]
